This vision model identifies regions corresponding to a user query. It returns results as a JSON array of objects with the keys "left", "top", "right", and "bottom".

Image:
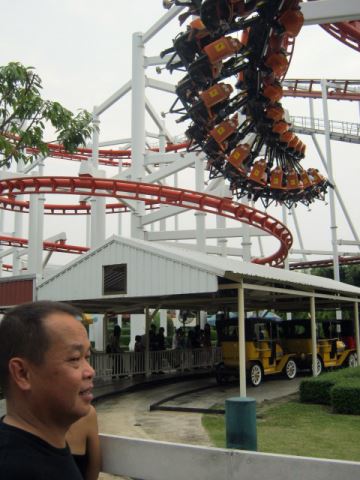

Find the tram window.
[{"left": 294, "top": 325, "right": 306, "bottom": 338}]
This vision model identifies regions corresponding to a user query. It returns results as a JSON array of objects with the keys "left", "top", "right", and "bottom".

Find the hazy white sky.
[{"left": 1, "top": 0, "right": 359, "bottom": 266}]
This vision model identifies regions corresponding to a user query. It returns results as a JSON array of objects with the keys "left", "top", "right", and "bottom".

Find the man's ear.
[{"left": 8, "top": 358, "right": 32, "bottom": 391}]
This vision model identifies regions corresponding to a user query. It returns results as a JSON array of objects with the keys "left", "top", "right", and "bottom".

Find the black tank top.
[{"left": 72, "top": 453, "right": 87, "bottom": 479}]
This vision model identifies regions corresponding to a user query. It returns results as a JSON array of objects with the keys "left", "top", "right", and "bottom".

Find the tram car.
[
  {"left": 278, "top": 319, "right": 358, "bottom": 375},
  {"left": 215, "top": 316, "right": 297, "bottom": 387}
]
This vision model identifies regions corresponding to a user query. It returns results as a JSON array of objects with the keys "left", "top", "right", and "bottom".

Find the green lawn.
[{"left": 202, "top": 396, "right": 360, "bottom": 462}]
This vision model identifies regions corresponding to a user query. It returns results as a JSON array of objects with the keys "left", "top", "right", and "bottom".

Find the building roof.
[{"left": 37, "top": 235, "right": 360, "bottom": 313}]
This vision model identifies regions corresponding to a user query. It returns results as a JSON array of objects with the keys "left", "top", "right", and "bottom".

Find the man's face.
[{"left": 27, "top": 312, "right": 95, "bottom": 426}]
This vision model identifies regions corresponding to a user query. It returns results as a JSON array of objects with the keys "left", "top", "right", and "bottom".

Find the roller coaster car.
[
  {"left": 226, "top": 143, "right": 250, "bottom": 174},
  {"left": 248, "top": 158, "right": 267, "bottom": 186},
  {"left": 163, "top": 19, "right": 211, "bottom": 72},
  {"left": 178, "top": 82, "right": 233, "bottom": 125},
  {"left": 276, "top": 7, "right": 304, "bottom": 38},
  {"left": 163, "top": 0, "right": 202, "bottom": 25},
  {"left": 188, "top": 55, "right": 223, "bottom": 88},
  {"left": 278, "top": 319, "right": 358, "bottom": 375},
  {"left": 174, "top": 75, "right": 200, "bottom": 110},
  {"left": 285, "top": 169, "right": 302, "bottom": 191},
  {"left": 215, "top": 317, "right": 298, "bottom": 387},
  {"left": 264, "top": 51, "right": 289, "bottom": 79},
  {"left": 262, "top": 81, "right": 283, "bottom": 103}
]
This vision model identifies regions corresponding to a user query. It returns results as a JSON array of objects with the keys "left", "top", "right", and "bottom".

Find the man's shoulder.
[{"left": 0, "top": 422, "right": 82, "bottom": 480}]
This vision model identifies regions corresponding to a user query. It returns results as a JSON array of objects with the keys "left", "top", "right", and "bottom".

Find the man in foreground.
[{"left": 0, "top": 300, "right": 95, "bottom": 479}]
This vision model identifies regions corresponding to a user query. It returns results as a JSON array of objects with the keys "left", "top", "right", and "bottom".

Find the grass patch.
[{"left": 202, "top": 396, "right": 360, "bottom": 461}]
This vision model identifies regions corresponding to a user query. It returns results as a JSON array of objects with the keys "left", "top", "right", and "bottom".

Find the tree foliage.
[{"left": 0, "top": 62, "right": 94, "bottom": 168}]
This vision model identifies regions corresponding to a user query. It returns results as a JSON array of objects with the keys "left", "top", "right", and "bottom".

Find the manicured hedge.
[
  {"left": 300, "top": 366, "right": 360, "bottom": 415},
  {"left": 331, "top": 379, "right": 360, "bottom": 415},
  {"left": 299, "top": 371, "right": 341, "bottom": 405}
]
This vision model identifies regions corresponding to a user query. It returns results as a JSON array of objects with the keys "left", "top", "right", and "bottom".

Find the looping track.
[{"left": 0, "top": 176, "right": 292, "bottom": 267}]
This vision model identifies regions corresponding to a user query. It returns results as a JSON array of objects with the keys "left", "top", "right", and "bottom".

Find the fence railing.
[
  {"left": 91, "top": 347, "right": 222, "bottom": 380},
  {"left": 99, "top": 434, "right": 360, "bottom": 480},
  {"left": 290, "top": 115, "right": 360, "bottom": 139}
]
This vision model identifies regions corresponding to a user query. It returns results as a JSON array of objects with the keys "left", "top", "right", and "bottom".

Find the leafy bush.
[
  {"left": 331, "top": 380, "right": 360, "bottom": 415},
  {"left": 300, "top": 372, "right": 340, "bottom": 405},
  {"left": 300, "top": 367, "right": 360, "bottom": 414}
]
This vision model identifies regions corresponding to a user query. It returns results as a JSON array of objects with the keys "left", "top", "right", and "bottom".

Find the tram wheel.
[{"left": 248, "top": 362, "right": 263, "bottom": 387}]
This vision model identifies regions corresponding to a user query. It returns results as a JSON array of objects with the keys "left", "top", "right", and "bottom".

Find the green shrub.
[
  {"left": 299, "top": 371, "right": 341, "bottom": 405},
  {"left": 331, "top": 380, "right": 360, "bottom": 415},
  {"left": 300, "top": 367, "right": 360, "bottom": 414}
]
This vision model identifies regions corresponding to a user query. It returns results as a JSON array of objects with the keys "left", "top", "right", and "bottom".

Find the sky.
[{"left": 0, "top": 0, "right": 359, "bottom": 269}]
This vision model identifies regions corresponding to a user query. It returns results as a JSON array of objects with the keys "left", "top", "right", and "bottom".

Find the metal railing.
[
  {"left": 91, "top": 346, "right": 222, "bottom": 380},
  {"left": 290, "top": 115, "right": 360, "bottom": 143}
]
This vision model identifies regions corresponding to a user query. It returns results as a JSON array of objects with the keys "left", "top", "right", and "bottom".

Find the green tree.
[{"left": 0, "top": 62, "right": 94, "bottom": 168}]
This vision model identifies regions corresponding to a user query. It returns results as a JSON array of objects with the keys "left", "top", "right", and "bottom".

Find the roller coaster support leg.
[
  {"left": 28, "top": 190, "right": 45, "bottom": 277},
  {"left": 321, "top": 79, "right": 340, "bottom": 284},
  {"left": 131, "top": 32, "right": 146, "bottom": 240},
  {"left": 195, "top": 156, "right": 206, "bottom": 251}
]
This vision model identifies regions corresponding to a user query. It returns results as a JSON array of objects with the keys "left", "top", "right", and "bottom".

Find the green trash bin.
[{"left": 225, "top": 396, "right": 257, "bottom": 451}]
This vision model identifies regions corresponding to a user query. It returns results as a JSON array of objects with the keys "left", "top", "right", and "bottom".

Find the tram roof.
[{"left": 37, "top": 235, "right": 360, "bottom": 313}]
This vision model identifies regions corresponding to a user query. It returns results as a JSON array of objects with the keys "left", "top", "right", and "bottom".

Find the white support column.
[
  {"left": 174, "top": 173, "right": 179, "bottom": 233},
  {"left": 354, "top": 302, "right": 360, "bottom": 364},
  {"left": 216, "top": 214, "right": 227, "bottom": 256},
  {"left": 130, "top": 313, "right": 146, "bottom": 351},
  {"left": 159, "top": 123, "right": 167, "bottom": 233},
  {"left": 310, "top": 295, "right": 318, "bottom": 377},
  {"left": 118, "top": 159, "right": 123, "bottom": 237},
  {"left": 90, "top": 196, "right": 106, "bottom": 249},
  {"left": 238, "top": 283, "right": 247, "bottom": 397},
  {"left": 321, "top": 79, "right": 340, "bottom": 282},
  {"left": 131, "top": 34, "right": 145, "bottom": 156},
  {"left": 145, "top": 308, "right": 151, "bottom": 377},
  {"left": 13, "top": 159, "right": 25, "bottom": 275},
  {"left": 241, "top": 200, "right": 252, "bottom": 262},
  {"left": 130, "top": 32, "right": 146, "bottom": 240},
  {"left": 28, "top": 166, "right": 45, "bottom": 277},
  {"left": 160, "top": 309, "right": 167, "bottom": 336},
  {"left": 281, "top": 205, "right": 290, "bottom": 269},
  {"left": 90, "top": 112, "right": 106, "bottom": 249},
  {"left": 195, "top": 155, "right": 206, "bottom": 251},
  {"left": 91, "top": 110, "right": 100, "bottom": 168}
]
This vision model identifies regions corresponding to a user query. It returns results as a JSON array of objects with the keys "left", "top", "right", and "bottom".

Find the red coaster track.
[{"left": 0, "top": 176, "right": 292, "bottom": 267}]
